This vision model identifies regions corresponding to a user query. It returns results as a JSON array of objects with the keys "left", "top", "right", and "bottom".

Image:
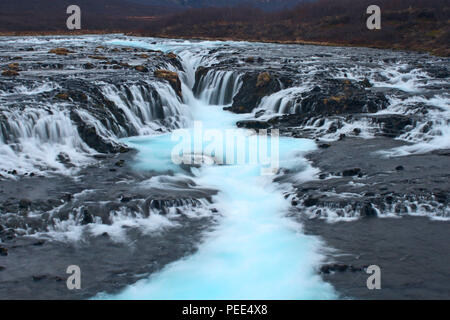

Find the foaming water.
[{"left": 98, "top": 62, "right": 336, "bottom": 298}]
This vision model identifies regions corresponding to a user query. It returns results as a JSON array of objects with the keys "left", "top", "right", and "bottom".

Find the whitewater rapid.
[{"left": 96, "top": 44, "right": 337, "bottom": 299}]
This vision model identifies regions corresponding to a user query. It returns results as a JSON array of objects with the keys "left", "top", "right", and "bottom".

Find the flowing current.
[{"left": 95, "top": 40, "right": 337, "bottom": 299}]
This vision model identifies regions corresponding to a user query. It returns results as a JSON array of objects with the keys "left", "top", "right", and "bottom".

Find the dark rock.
[
  {"left": 360, "top": 78, "right": 372, "bottom": 88},
  {"left": 319, "top": 173, "right": 328, "bottom": 180},
  {"left": 361, "top": 203, "right": 378, "bottom": 217},
  {"left": 83, "top": 63, "right": 95, "bottom": 69},
  {"left": 115, "top": 160, "right": 125, "bottom": 167},
  {"left": 395, "top": 165, "right": 404, "bottom": 171},
  {"left": 353, "top": 128, "right": 362, "bottom": 136},
  {"left": 371, "top": 114, "right": 415, "bottom": 138},
  {"left": 254, "top": 110, "right": 265, "bottom": 118},
  {"left": 236, "top": 120, "right": 270, "bottom": 130},
  {"left": 193, "top": 66, "right": 210, "bottom": 93},
  {"left": 81, "top": 209, "right": 94, "bottom": 225},
  {"left": 0, "top": 246, "right": 7, "bottom": 256},
  {"left": 0, "top": 266, "right": 5, "bottom": 271},
  {"left": 342, "top": 168, "right": 362, "bottom": 177},
  {"left": 57, "top": 152, "right": 71, "bottom": 165},
  {"left": 434, "top": 191, "right": 447, "bottom": 204},
  {"left": 32, "top": 275, "right": 47, "bottom": 281},
  {"left": 320, "top": 263, "right": 349, "bottom": 274},
  {"left": 120, "top": 196, "right": 132, "bottom": 203},
  {"left": 70, "top": 111, "right": 127, "bottom": 154},
  {"left": 62, "top": 193, "right": 73, "bottom": 202},
  {"left": 2, "top": 70, "right": 19, "bottom": 76},
  {"left": 296, "top": 79, "right": 388, "bottom": 116},
  {"left": 318, "top": 143, "right": 331, "bottom": 149},
  {"left": 19, "top": 199, "right": 32, "bottom": 209},
  {"left": 134, "top": 65, "right": 149, "bottom": 73},
  {"left": 228, "top": 72, "right": 282, "bottom": 113},
  {"left": 154, "top": 69, "right": 182, "bottom": 97},
  {"left": 49, "top": 48, "right": 73, "bottom": 55},
  {"left": 303, "top": 196, "right": 319, "bottom": 207}
]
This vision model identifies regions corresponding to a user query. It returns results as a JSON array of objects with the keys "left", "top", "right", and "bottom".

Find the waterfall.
[
  {"left": 0, "top": 78, "right": 192, "bottom": 178},
  {"left": 256, "top": 86, "right": 312, "bottom": 115},
  {"left": 195, "top": 69, "right": 242, "bottom": 105},
  {"left": 0, "top": 102, "right": 95, "bottom": 178}
]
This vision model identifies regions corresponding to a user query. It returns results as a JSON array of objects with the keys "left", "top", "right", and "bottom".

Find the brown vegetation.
[
  {"left": 0, "top": 0, "right": 448, "bottom": 56},
  {"left": 136, "top": 0, "right": 449, "bottom": 56},
  {"left": 154, "top": 69, "right": 182, "bottom": 97}
]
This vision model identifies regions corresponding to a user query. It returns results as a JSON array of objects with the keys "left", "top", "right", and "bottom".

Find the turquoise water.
[{"left": 97, "top": 39, "right": 336, "bottom": 300}]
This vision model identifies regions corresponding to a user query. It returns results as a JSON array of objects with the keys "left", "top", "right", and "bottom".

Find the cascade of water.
[
  {"left": 96, "top": 46, "right": 337, "bottom": 300},
  {"left": 195, "top": 70, "right": 242, "bottom": 106}
]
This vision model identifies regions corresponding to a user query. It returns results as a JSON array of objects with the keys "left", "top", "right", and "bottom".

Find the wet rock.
[
  {"left": 81, "top": 209, "right": 94, "bottom": 225},
  {"left": 7, "top": 63, "right": 20, "bottom": 70},
  {"left": 57, "top": 152, "right": 72, "bottom": 165},
  {"left": 0, "top": 246, "right": 8, "bottom": 256},
  {"left": 256, "top": 72, "right": 271, "bottom": 88},
  {"left": 236, "top": 120, "right": 270, "bottom": 130},
  {"left": 254, "top": 110, "right": 266, "bottom": 118},
  {"left": 49, "top": 48, "right": 73, "bottom": 55},
  {"left": 297, "top": 79, "right": 388, "bottom": 116},
  {"left": 33, "top": 240, "right": 45, "bottom": 246},
  {"left": 55, "top": 93, "right": 69, "bottom": 100},
  {"left": 2, "top": 70, "right": 19, "bottom": 76},
  {"left": 425, "top": 66, "right": 449, "bottom": 79},
  {"left": 303, "top": 196, "right": 319, "bottom": 207},
  {"left": 62, "top": 193, "right": 73, "bottom": 202},
  {"left": 396, "top": 165, "right": 405, "bottom": 171},
  {"left": 320, "top": 263, "right": 349, "bottom": 274},
  {"left": 88, "top": 55, "right": 108, "bottom": 60},
  {"left": 120, "top": 196, "right": 132, "bottom": 203},
  {"left": 353, "top": 128, "right": 362, "bottom": 136},
  {"left": 371, "top": 114, "right": 415, "bottom": 138},
  {"left": 154, "top": 69, "right": 182, "bottom": 97},
  {"left": 434, "top": 191, "right": 447, "bottom": 204},
  {"left": 318, "top": 143, "right": 331, "bottom": 149},
  {"left": 0, "top": 266, "right": 5, "bottom": 271},
  {"left": 361, "top": 203, "right": 378, "bottom": 217},
  {"left": 342, "top": 168, "right": 362, "bottom": 177},
  {"left": 319, "top": 173, "right": 328, "bottom": 180},
  {"left": 166, "top": 52, "right": 177, "bottom": 60},
  {"left": 134, "top": 65, "right": 149, "bottom": 73},
  {"left": 70, "top": 111, "right": 126, "bottom": 154},
  {"left": 19, "top": 199, "right": 32, "bottom": 209},
  {"left": 227, "top": 72, "right": 282, "bottom": 113},
  {"left": 244, "top": 57, "right": 255, "bottom": 63},
  {"left": 360, "top": 78, "right": 372, "bottom": 88},
  {"left": 115, "top": 160, "right": 125, "bottom": 167},
  {"left": 32, "top": 275, "right": 47, "bottom": 281},
  {"left": 83, "top": 63, "right": 95, "bottom": 69}
]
